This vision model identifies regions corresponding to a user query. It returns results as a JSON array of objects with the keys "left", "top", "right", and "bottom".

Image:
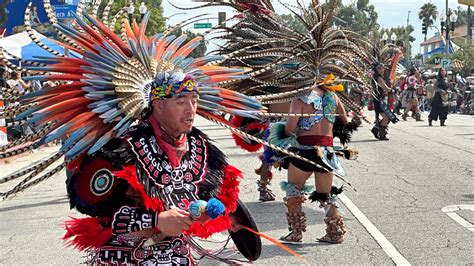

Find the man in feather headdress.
[
  {"left": 0, "top": 6, "right": 264, "bottom": 264},
  {"left": 64, "top": 71, "right": 256, "bottom": 264}
]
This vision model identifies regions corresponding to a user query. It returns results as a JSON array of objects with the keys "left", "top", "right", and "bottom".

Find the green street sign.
[
  {"left": 441, "top": 59, "right": 452, "bottom": 69},
  {"left": 194, "top": 23, "right": 212, "bottom": 29}
]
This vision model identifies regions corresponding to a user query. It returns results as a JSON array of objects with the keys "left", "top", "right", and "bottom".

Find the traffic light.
[
  {"left": 422, "top": 20, "right": 427, "bottom": 35},
  {"left": 218, "top": 12, "right": 226, "bottom": 27}
]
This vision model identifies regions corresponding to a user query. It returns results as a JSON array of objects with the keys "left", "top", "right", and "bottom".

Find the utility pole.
[
  {"left": 468, "top": 5, "right": 472, "bottom": 40},
  {"left": 406, "top": 10, "right": 411, "bottom": 59},
  {"left": 445, "top": 0, "right": 449, "bottom": 55}
]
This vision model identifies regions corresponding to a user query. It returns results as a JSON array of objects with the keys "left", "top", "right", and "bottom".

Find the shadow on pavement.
[
  {"left": 414, "top": 125, "right": 474, "bottom": 128},
  {"left": 220, "top": 145, "right": 247, "bottom": 150},
  {"left": 195, "top": 126, "right": 227, "bottom": 132},
  {"left": 226, "top": 153, "right": 258, "bottom": 158},
  {"left": 257, "top": 241, "right": 335, "bottom": 261},
  {"left": 210, "top": 136, "right": 233, "bottom": 141},
  {"left": 243, "top": 201, "right": 323, "bottom": 232},
  {"left": 346, "top": 139, "right": 380, "bottom": 143},
  {"left": 0, "top": 197, "right": 68, "bottom": 212}
]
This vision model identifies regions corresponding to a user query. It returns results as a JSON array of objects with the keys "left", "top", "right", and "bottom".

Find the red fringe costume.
[{"left": 63, "top": 120, "right": 245, "bottom": 264}]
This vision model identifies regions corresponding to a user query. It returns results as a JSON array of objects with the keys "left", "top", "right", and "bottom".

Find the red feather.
[
  {"left": 114, "top": 165, "right": 164, "bottom": 212},
  {"left": 218, "top": 165, "right": 243, "bottom": 214},
  {"left": 184, "top": 164, "right": 243, "bottom": 238},
  {"left": 231, "top": 132, "right": 262, "bottom": 152},
  {"left": 196, "top": 110, "right": 235, "bottom": 128},
  {"left": 35, "top": 106, "right": 87, "bottom": 126},
  {"left": 63, "top": 217, "right": 112, "bottom": 250},
  {"left": 49, "top": 38, "right": 84, "bottom": 55},
  {"left": 86, "top": 15, "right": 132, "bottom": 57},
  {"left": 45, "top": 74, "right": 85, "bottom": 81},
  {"left": 30, "top": 91, "right": 86, "bottom": 113},
  {"left": 171, "top": 36, "right": 203, "bottom": 60}
]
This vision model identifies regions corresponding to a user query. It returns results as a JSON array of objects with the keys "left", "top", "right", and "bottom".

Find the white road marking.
[
  {"left": 441, "top": 205, "right": 474, "bottom": 232},
  {"left": 339, "top": 193, "right": 411, "bottom": 266}
]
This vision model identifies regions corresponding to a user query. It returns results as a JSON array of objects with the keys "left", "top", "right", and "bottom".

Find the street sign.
[
  {"left": 194, "top": 23, "right": 212, "bottom": 29},
  {"left": 434, "top": 57, "right": 441, "bottom": 64},
  {"left": 458, "top": 0, "right": 474, "bottom": 6},
  {"left": 53, "top": 5, "right": 77, "bottom": 19},
  {"left": 441, "top": 59, "right": 452, "bottom": 69}
]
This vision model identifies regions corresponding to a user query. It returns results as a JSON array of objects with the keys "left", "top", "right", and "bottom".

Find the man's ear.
[{"left": 152, "top": 100, "right": 163, "bottom": 115}]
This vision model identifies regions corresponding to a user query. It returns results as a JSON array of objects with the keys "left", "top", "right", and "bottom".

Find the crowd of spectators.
[
  {"left": 0, "top": 64, "right": 53, "bottom": 143},
  {"left": 391, "top": 72, "right": 473, "bottom": 116}
]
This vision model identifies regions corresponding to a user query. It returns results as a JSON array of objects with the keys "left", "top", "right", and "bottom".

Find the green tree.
[
  {"left": 99, "top": 0, "right": 166, "bottom": 36},
  {"left": 331, "top": 0, "right": 379, "bottom": 34},
  {"left": 0, "top": 0, "right": 11, "bottom": 27},
  {"left": 169, "top": 28, "right": 207, "bottom": 58},
  {"left": 383, "top": 25, "right": 416, "bottom": 58},
  {"left": 449, "top": 38, "right": 474, "bottom": 77},
  {"left": 279, "top": 13, "right": 308, "bottom": 35},
  {"left": 418, "top": 2, "right": 438, "bottom": 41}
]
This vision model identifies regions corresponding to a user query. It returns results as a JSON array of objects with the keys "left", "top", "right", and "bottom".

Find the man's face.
[
  {"left": 376, "top": 66, "right": 385, "bottom": 75},
  {"left": 152, "top": 93, "right": 199, "bottom": 136}
]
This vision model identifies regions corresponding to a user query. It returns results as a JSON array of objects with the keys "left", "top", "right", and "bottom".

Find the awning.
[
  {"left": 422, "top": 41, "right": 457, "bottom": 56},
  {"left": 0, "top": 29, "right": 80, "bottom": 64},
  {"left": 452, "top": 59, "right": 464, "bottom": 70}
]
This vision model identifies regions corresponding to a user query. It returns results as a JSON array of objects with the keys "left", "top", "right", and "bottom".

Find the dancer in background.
[
  {"left": 402, "top": 67, "right": 424, "bottom": 121},
  {"left": 429, "top": 68, "right": 450, "bottom": 126},
  {"left": 370, "top": 64, "right": 396, "bottom": 140}
]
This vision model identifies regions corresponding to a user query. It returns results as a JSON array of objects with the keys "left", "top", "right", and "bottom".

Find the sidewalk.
[{"left": 1, "top": 145, "right": 60, "bottom": 176}]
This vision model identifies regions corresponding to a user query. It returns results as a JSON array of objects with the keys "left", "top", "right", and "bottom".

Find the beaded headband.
[{"left": 150, "top": 72, "right": 198, "bottom": 101}]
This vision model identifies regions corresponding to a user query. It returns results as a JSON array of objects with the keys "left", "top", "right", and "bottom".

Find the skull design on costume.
[
  {"left": 136, "top": 239, "right": 189, "bottom": 265},
  {"left": 171, "top": 161, "right": 188, "bottom": 190},
  {"left": 154, "top": 243, "right": 174, "bottom": 264}
]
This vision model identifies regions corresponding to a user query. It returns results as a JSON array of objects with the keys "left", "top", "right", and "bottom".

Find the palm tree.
[{"left": 418, "top": 2, "right": 438, "bottom": 41}]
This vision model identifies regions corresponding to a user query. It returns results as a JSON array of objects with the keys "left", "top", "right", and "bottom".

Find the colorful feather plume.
[{"left": 0, "top": 4, "right": 264, "bottom": 198}]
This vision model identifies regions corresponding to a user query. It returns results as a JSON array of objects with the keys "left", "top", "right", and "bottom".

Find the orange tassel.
[{"left": 243, "top": 226, "right": 305, "bottom": 262}]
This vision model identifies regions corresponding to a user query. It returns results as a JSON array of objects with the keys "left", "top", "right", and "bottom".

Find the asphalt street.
[{"left": 0, "top": 112, "right": 473, "bottom": 265}]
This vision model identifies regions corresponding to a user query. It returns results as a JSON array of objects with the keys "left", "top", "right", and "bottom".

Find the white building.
[{"left": 420, "top": 26, "right": 468, "bottom": 60}]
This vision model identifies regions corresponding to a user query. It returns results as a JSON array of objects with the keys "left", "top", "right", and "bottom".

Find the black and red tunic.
[{"left": 63, "top": 120, "right": 243, "bottom": 265}]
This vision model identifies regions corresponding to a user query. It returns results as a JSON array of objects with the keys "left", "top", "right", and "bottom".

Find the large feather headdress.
[
  {"left": 187, "top": 0, "right": 371, "bottom": 100},
  {"left": 0, "top": 4, "right": 263, "bottom": 198},
  {"left": 368, "top": 38, "right": 403, "bottom": 83}
]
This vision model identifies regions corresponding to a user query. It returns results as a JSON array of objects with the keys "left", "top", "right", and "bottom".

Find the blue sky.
[{"left": 162, "top": 0, "right": 470, "bottom": 55}]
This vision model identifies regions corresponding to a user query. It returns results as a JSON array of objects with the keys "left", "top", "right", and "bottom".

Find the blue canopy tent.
[
  {"left": 0, "top": 30, "right": 80, "bottom": 66},
  {"left": 21, "top": 37, "right": 81, "bottom": 63}
]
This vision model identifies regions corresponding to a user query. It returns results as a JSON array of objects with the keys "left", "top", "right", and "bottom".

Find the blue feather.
[
  {"left": 84, "top": 51, "right": 116, "bottom": 68},
  {"left": 102, "top": 41, "right": 128, "bottom": 62},
  {"left": 60, "top": 125, "right": 90, "bottom": 152},
  {"left": 45, "top": 125, "right": 70, "bottom": 143},
  {"left": 100, "top": 108, "right": 123, "bottom": 122},
  {"left": 82, "top": 79, "right": 114, "bottom": 87},
  {"left": 22, "top": 75, "right": 48, "bottom": 81},
  {"left": 178, "top": 58, "right": 194, "bottom": 70},
  {"left": 115, "top": 119, "right": 133, "bottom": 137},
  {"left": 80, "top": 66, "right": 115, "bottom": 77},
  {"left": 88, "top": 131, "right": 114, "bottom": 155},
  {"left": 66, "top": 134, "right": 95, "bottom": 159},
  {"left": 93, "top": 43, "right": 123, "bottom": 65}
]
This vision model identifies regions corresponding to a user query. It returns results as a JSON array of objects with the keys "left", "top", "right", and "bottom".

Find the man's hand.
[{"left": 157, "top": 208, "right": 193, "bottom": 236}]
